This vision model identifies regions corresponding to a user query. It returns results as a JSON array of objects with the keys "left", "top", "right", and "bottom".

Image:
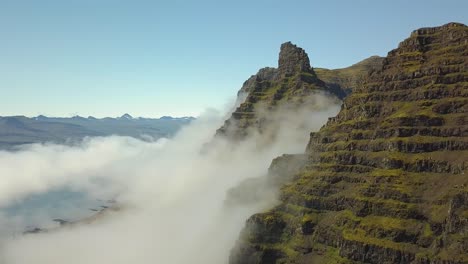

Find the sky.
[{"left": 0, "top": 0, "right": 466, "bottom": 118}]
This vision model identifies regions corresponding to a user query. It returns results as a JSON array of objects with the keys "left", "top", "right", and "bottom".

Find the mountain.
[
  {"left": 216, "top": 42, "right": 345, "bottom": 140},
  {"left": 0, "top": 115, "right": 194, "bottom": 149},
  {"left": 119, "top": 113, "right": 133, "bottom": 120},
  {"left": 315, "top": 55, "right": 385, "bottom": 95},
  {"left": 229, "top": 23, "right": 468, "bottom": 263}
]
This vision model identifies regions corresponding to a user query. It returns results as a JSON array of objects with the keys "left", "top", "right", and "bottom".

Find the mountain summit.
[
  {"left": 120, "top": 113, "right": 133, "bottom": 119},
  {"left": 278, "top": 42, "right": 314, "bottom": 78},
  {"left": 230, "top": 22, "right": 468, "bottom": 264},
  {"left": 216, "top": 42, "right": 345, "bottom": 140}
]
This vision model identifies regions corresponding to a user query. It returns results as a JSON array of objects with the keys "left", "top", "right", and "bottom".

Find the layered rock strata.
[{"left": 230, "top": 22, "right": 468, "bottom": 264}]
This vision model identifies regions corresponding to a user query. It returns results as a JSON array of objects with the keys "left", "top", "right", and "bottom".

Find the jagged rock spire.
[{"left": 278, "top": 41, "right": 313, "bottom": 77}]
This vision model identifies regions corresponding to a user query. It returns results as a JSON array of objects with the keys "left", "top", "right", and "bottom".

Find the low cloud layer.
[{"left": 0, "top": 93, "right": 340, "bottom": 264}]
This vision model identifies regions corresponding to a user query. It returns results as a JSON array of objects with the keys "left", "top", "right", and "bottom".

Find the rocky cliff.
[
  {"left": 230, "top": 22, "right": 468, "bottom": 264},
  {"left": 216, "top": 42, "right": 345, "bottom": 140}
]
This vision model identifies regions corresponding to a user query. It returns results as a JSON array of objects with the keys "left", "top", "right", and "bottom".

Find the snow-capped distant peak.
[
  {"left": 34, "top": 115, "right": 48, "bottom": 121},
  {"left": 159, "top": 116, "right": 195, "bottom": 121},
  {"left": 120, "top": 113, "right": 133, "bottom": 119},
  {"left": 159, "top": 116, "right": 174, "bottom": 120}
]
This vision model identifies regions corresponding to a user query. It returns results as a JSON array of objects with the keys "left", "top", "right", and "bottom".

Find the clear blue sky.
[{"left": 0, "top": 0, "right": 466, "bottom": 118}]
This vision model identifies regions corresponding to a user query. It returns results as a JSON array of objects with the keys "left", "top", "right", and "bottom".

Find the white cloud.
[{"left": 0, "top": 92, "right": 340, "bottom": 264}]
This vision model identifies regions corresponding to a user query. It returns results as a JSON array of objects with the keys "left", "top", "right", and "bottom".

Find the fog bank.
[{"left": 0, "top": 93, "right": 340, "bottom": 264}]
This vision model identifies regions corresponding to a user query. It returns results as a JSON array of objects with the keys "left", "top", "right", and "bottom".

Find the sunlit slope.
[{"left": 231, "top": 22, "right": 468, "bottom": 264}]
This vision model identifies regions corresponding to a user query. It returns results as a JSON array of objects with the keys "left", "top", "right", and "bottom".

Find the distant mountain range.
[{"left": 0, "top": 114, "right": 195, "bottom": 150}]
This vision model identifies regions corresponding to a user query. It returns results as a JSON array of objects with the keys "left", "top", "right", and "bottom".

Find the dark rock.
[{"left": 278, "top": 42, "right": 313, "bottom": 78}]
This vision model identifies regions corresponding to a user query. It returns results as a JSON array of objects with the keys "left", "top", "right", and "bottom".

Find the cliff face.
[
  {"left": 216, "top": 42, "right": 345, "bottom": 140},
  {"left": 230, "top": 22, "right": 468, "bottom": 264}
]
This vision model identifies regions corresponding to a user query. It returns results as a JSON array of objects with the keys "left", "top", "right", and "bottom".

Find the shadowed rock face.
[
  {"left": 230, "top": 22, "right": 468, "bottom": 264},
  {"left": 216, "top": 42, "right": 344, "bottom": 140},
  {"left": 278, "top": 42, "right": 313, "bottom": 78}
]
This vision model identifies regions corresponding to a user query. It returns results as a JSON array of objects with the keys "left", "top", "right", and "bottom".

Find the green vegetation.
[
  {"left": 230, "top": 23, "right": 468, "bottom": 264},
  {"left": 315, "top": 56, "right": 384, "bottom": 94}
]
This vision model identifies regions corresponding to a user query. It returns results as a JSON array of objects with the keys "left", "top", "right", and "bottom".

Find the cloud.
[{"left": 0, "top": 92, "right": 340, "bottom": 264}]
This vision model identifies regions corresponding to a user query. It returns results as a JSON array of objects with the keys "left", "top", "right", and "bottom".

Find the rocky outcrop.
[
  {"left": 215, "top": 42, "right": 344, "bottom": 140},
  {"left": 278, "top": 42, "right": 314, "bottom": 78},
  {"left": 230, "top": 22, "right": 468, "bottom": 264}
]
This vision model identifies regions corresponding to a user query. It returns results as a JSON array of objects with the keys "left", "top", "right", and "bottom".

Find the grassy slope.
[
  {"left": 230, "top": 23, "right": 468, "bottom": 264},
  {"left": 315, "top": 56, "right": 385, "bottom": 95}
]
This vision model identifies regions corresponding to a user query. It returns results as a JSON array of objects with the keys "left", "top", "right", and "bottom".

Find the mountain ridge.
[
  {"left": 229, "top": 22, "right": 468, "bottom": 264},
  {"left": 0, "top": 115, "right": 195, "bottom": 149},
  {"left": 216, "top": 42, "right": 347, "bottom": 141},
  {"left": 315, "top": 55, "right": 385, "bottom": 95}
]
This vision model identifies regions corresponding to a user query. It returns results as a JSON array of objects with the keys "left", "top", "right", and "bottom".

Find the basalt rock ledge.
[{"left": 229, "top": 22, "right": 468, "bottom": 264}]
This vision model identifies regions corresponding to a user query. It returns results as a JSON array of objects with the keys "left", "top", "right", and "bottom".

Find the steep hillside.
[
  {"left": 216, "top": 42, "right": 345, "bottom": 140},
  {"left": 230, "top": 22, "right": 468, "bottom": 264},
  {"left": 315, "top": 56, "right": 385, "bottom": 95}
]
